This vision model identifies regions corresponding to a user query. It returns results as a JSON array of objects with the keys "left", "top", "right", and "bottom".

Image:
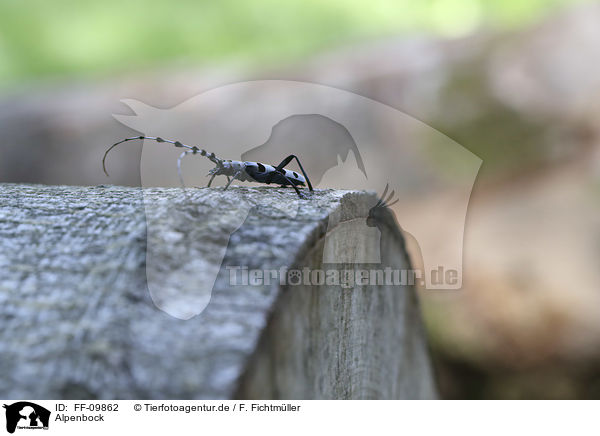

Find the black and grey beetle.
[{"left": 103, "top": 136, "right": 314, "bottom": 198}]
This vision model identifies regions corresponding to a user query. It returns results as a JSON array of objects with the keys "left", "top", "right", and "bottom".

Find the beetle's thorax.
[{"left": 210, "top": 160, "right": 247, "bottom": 177}]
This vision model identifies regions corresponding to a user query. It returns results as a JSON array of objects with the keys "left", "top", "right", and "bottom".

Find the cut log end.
[{"left": 0, "top": 183, "right": 436, "bottom": 399}]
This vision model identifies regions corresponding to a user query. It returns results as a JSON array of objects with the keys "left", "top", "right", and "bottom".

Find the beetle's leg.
[
  {"left": 223, "top": 170, "right": 242, "bottom": 191},
  {"left": 207, "top": 173, "right": 217, "bottom": 187},
  {"left": 278, "top": 174, "right": 307, "bottom": 198},
  {"left": 274, "top": 155, "right": 313, "bottom": 191},
  {"left": 262, "top": 167, "right": 306, "bottom": 198}
]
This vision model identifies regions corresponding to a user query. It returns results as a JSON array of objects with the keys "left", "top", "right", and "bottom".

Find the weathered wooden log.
[{"left": 0, "top": 184, "right": 436, "bottom": 399}]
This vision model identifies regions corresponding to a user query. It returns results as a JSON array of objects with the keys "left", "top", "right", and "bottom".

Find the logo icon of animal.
[{"left": 3, "top": 402, "right": 50, "bottom": 434}]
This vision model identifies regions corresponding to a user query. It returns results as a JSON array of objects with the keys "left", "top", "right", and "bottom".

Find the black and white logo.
[{"left": 3, "top": 402, "right": 50, "bottom": 434}]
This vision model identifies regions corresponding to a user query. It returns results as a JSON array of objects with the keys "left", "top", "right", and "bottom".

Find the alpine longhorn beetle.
[{"left": 102, "top": 136, "right": 314, "bottom": 198}]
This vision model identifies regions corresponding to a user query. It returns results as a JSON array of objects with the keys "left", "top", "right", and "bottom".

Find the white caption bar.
[{"left": 0, "top": 400, "right": 596, "bottom": 436}]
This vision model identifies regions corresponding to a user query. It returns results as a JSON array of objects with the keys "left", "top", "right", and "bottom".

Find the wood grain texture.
[{"left": 0, "top": 184, "right": 436, "bottom": 399}]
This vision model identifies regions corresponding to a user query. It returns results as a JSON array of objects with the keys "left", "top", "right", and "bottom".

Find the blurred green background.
[{"left": 0, "top": 0, "right": 580, "bottom": 88}]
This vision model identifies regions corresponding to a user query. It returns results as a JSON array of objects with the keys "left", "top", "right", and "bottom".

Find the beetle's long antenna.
[
  {"left": 177, "top": 150, "right": 195, "bottom": 189},
  {"left": 102, "top": 135, "right": 223, "bottom": 176}
]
